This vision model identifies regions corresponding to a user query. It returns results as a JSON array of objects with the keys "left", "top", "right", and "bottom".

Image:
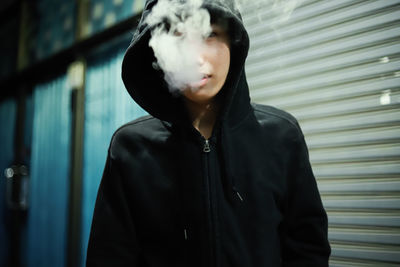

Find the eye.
[
  {"left": 174, "top": 30, "right": 183, "bottom": 37},
  {"left": 207, "top": 31, "right": 218, "bottom": 39}
]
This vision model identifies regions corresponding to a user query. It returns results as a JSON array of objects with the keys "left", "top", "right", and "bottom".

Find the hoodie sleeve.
[
  {"left": 281, "top": 128, "right": 331, "bottom": 267},
  {"left": 86, "top": 151, "right": 140, "bottom": 266}
]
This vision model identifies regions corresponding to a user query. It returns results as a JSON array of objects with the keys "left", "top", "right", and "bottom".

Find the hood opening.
[
  {"left": 122, "top": 0, "right": 250, "bottom": 125},
  {"left": 121, "top": 0, "right": 250, "bottom": 244}
]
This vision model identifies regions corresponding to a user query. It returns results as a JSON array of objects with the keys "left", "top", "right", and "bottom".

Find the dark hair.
[{"left": 208, "top": 9, "right": 243, "bottom": 46}]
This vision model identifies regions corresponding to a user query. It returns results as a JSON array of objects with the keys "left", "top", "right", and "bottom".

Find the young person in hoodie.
[{"left": 86, "top": 0, "right": 331, "bottom": 266}]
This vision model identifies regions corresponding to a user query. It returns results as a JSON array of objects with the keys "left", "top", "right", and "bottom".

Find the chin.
[{"left": 186, "top": 95, "right": 214, "bottom": 105}]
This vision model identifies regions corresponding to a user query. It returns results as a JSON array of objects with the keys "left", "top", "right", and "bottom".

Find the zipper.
[
  {"left": 202, "top": 138, "right": 217, "bottom": 267},
  {"left": 203, "top": 139, "right": 211, "bottom": 153},
  {"left": 202, "top": 138, "right": 216, "bottom": 267}
]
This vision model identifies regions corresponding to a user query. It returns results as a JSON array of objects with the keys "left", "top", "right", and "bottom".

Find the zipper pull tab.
[
  {"left": 203, "top": 139, "right": 211, "bottom": 153},
  {"left": 233, "top": 187, "right": 244, "bottom": 202},
  {"left": 236, "top": 191, "right": 244, "bottom": 202}
]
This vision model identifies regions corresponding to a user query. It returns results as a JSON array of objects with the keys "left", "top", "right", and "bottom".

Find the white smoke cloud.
[
  {"left": 145, "top": 0, "right": 302, "bottom": 93},
  {"left": 234, "top": 0, "right": 301, "bottom": 25},
  {"left": 145, "top": 0, "right": 212, "bottom": 93}
]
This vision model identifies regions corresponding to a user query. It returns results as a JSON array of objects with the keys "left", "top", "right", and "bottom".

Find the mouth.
[{"left": 189, "top": 74, "right": 212, "bottom": 89}]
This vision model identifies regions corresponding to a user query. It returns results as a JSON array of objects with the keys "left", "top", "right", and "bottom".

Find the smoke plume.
[
  {"left": 145, "top": 0, "right": 301, "bottom": 93},
  {"left": 145, "top": 0, "right": 212, "bottom": 93}
]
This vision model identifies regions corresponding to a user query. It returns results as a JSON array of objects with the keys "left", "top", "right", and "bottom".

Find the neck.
[{"left": 184, "top": 98, "right": 219, "bottom": 139}]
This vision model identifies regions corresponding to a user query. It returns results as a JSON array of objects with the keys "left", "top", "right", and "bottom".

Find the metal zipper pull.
[
  {"left": 233, "top": 186, "right": 244, "bottom": 202},
  {"left": 203, "top": 139, "right": 211, "bottom": 153},
  {"left": 236, "top": 191, "right": 244, "bottom": 202},
  {"left": 184, "top": 228, "right": 188, "bottom": 240}
]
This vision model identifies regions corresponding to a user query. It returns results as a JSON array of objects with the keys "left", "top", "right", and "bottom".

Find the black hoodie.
[{"left": 86, "top": 0, "right": 331, "bottom": 266}]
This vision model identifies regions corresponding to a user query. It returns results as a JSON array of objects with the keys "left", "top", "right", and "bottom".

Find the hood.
[
  {"left": 122, "top": 0, "right": 251, "bottom": 128},
  {"left": 122, "top": 1, "right": 251, "bottom": 241}
]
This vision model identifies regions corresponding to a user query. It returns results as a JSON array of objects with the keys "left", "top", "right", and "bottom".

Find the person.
[{"left": 86, "top": 0, "right": 331, "bottom": 266}]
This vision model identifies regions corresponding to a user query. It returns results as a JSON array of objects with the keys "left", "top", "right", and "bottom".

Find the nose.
[{"left": 197, "top": 54, "right": 205, "bottom": 66}]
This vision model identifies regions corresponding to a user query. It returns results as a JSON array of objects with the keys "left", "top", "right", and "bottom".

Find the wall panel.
[
  {"left": 80, "top": 34, "right": 147, "bottom": 267},
  {"left": 242, "top": 0, "right": 400, "bottom": 265},
  {"left": 26, "top": 75, "right": 71, "bottom": 267},
  {"left": 0, "top": 99, "right": 16, "bottom": 267}
]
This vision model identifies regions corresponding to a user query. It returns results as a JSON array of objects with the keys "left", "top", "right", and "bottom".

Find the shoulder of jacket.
[
  {"left": 108, "top": 115, "right": 162, "bottom": 152},
  {"left": 252, "top": 103, "right": 300, "bottom": 128},
  {"left": 113, "top": 114, "right": 156, "bottom": 135},
  {"left": 251, "top": 103, "right": 305, "bottom": 144}
]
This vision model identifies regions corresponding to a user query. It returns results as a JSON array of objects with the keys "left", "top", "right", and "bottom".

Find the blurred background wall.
[
  {"left": 241, "top": 1, "right": 400, "bottom": 266},
  {"left": 0, "top": 0, "right": 399, "bottom": 267}
]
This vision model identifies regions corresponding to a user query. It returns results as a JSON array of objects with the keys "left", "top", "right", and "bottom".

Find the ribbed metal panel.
[
  {"left": 0, "top": 99, "right": 16, "bottom": 267},
  {"left": 242, "top": 0, "right": 400, "bottom": 265},
  {"left": 26, "top": 75, "right": 71, "bottom": 267},
  {"left": 80, "top": 35, "right": 147, "bottom": 267}
]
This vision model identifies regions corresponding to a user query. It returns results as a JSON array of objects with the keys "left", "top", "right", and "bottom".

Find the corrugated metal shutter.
[{"left": 241, "top": 0, "right": 400, "bottom": 266}]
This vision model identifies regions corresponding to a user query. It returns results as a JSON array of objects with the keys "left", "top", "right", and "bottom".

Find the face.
[{"left": 182, "top": 23, "right": 231, "bottom": 105}]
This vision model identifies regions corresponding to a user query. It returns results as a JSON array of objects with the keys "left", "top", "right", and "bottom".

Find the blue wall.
[
  {"left": 0, "top": 99, "right": 16, "bottom": 267},
  {"left": 35, "top": 0, "right": 76, "bottom": 60},
  {"left": 26, "top": 75, "right": 71, "bottom": 267},
  {"left": 80, "top": 35, "right": 147, "bottom": 266},
  {"left": 87, "top": 0, "right": 145, "bottom": 35},
  {"left": 0, "top": 17, "right": 18, "bottom": 80},
  {"left": 1, "top": 31, "right": 147, "bottom": 267}
]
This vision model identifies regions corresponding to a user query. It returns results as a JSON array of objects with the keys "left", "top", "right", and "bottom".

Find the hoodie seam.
[
  {"left": 114, "top": 116, "right": 154, "bottom": 133},
  {"left": 252, "top": 106, "right": 302, "bottom": 134},
  {"left": 228, "top": 104, "right": 252, "bottom": 132},
  {"left": 109, "top": 115, "right": 155, "bottom": 154}
]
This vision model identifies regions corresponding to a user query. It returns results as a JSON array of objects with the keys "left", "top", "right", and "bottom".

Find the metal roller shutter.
[{"left": 241, "top": 0, "right": 400, "bottom": 266}]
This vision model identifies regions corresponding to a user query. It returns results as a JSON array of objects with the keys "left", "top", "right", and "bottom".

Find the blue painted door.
[
  {"left": 26, "top": 75, "right": 71, "bottom": 267},
  {"left": 80, "top": 35, "right": 147, "bottom": 266},
  {"left": 0, "top": 99, "right": 17, "bottom": 267}
]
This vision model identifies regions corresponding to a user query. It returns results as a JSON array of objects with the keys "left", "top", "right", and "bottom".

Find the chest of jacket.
[{"left": 116, "top": 113, "right": 291, "bottom": 266}]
